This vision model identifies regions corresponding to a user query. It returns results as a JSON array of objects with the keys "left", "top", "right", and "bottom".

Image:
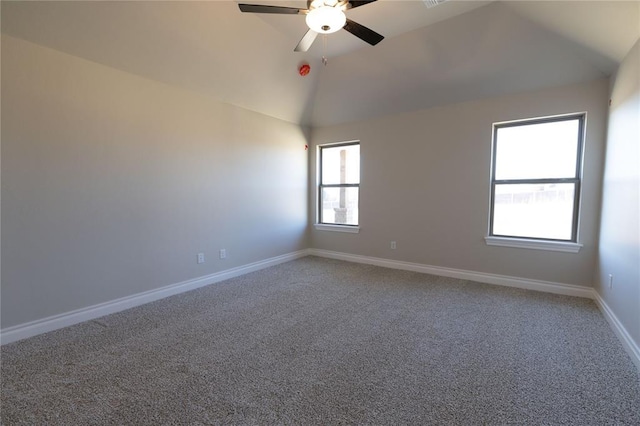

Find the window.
[
  {"left": 318, "top": 142, "right": 360, "bottom": 229},
  {"left": 487, "top": 114, "right": 585, "bottom": 251}
]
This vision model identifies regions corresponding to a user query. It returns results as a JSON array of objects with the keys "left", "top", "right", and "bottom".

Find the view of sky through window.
[{"left": 495, "top": 120, "right": 579, "bottom": 180}]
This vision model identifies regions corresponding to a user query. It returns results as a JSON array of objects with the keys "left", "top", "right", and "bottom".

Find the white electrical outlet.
[
  {"left": 197, "top": 253, "right": 205, "bottom": 264},
  {"left": 608, "top": 274, "right": 613, "bottom": 289},
  {"left": 219, "top": 249, "right": 226, "bottom": 259},
  {"left": 391, "top": 241, "right": 397, "bottom": 250}
]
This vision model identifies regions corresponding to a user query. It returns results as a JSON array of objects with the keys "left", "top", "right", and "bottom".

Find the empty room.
[{"left": 1, "top": 0, "right": 639, "bottom": 424}]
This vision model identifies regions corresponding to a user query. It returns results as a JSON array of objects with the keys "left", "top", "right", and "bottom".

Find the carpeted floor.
[{"left": 1, "top": 256, "right": 639, "bottom": 425}]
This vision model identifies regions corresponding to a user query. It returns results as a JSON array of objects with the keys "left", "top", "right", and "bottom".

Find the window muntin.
[
  {"left": 319, "top": 142, "right": 360, "bottom": 226},
  {"left": 489, "top": 114, "right": 584, "bottom": 242}
]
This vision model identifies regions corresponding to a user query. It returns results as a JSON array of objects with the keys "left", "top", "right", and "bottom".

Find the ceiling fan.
[{"left": 238, "top": 0, "right": 384, "bottom": 52}]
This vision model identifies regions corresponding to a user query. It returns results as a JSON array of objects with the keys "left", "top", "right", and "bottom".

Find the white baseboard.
[
  {"left": 5, "top": 248, "right": 638, "bottom": 373},
  {"left": 0, "top": 250, "right": 310, "bottom": 345},
  {"left": 308, "top": 249, "right": 594, "bottom": 298},
  {"left": 592, "top": 291, "right": 640, "bottom": 371}
]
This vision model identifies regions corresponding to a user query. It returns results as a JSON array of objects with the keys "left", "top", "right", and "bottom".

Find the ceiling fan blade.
[
  {"left": 294, "top": 29, "right": 319, "bottom": 52},
  {"left": 238, "top": 4, "right": 307, "bottom": 14},
  {"left": 348, "top": 0, "right": 378, "bottom": 9},
  {"left": 343, "top": 19, "right": 384, "bottom": 46}
]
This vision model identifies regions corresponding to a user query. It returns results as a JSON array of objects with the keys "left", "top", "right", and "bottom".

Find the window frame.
[
  {"left": 317, "top": 141, "right": 360, "bottom": 231},
  {"left": 487, "top": 113, "right": 586, "bottom": 251}
]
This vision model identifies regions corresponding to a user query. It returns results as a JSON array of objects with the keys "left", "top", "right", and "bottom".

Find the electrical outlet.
[
  {"left": 197, "top": 253, "right": 205, "bottom": 264},
  {"left": 391, "top": 241, "right": 397, "bottom": 250},
  {"left": 608, "top": 274, "right": 613, "bottom": 289},
  {"left": 219, "top": 249, "right": 226, "bottom": 259}
]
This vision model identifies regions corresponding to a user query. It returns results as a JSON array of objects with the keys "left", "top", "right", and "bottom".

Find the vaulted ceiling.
[{"left": 2, "top": 1, "right": 639, "bottom": 127}]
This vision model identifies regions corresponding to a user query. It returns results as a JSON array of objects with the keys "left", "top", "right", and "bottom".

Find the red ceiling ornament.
[{"left": 299, "top": 64, "right": 311, "bottom": 76}]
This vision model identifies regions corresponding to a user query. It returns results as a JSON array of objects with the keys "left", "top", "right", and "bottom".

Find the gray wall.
[
  {"left": 2, "top": 30, "right": 629, "bottom": 343},
  {"left": 1, "top": 35, "right": 309, "bottom": 328},
  {"left": 595, "top": 39, "right": 640, "bottom": 348},
  {"left": 310, "top": 79, "right": 609, "bottom": 287}
]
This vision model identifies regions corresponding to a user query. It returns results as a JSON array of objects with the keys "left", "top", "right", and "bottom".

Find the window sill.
[
  {"left": 484, "top": 236, "right": 582, "bottom": 253},
  {"left": 314, "top": 224, "right": 360, "bottom": 234}
]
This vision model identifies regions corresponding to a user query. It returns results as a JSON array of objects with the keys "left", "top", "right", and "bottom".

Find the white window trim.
[
  {"left": 487, "top": 113, "right": 586, "bottom": 248},
  {"left": 314, "top": 224, "right": 360, "bottom": 234},
  {"left": 484, "top": 236, "right": 582, "bottom": 253}
]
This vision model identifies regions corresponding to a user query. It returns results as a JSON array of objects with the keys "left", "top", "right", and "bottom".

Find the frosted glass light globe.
[{"left": 306, "top": 6, "right": 346, "bottom": 34}]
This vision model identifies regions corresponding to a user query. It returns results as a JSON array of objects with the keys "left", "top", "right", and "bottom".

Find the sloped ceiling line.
[{"left": 2, "top": 1, "right": 638, "bottom": 127}]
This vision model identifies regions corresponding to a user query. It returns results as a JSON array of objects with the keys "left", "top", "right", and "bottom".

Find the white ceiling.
[{"left": 2, "top": 1, "right": 639, "bottom": 127}]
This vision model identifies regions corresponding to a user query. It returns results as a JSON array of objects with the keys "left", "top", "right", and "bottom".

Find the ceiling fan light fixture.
[{"left": 305, "top": 6, "right": 346, "bottom": 34}]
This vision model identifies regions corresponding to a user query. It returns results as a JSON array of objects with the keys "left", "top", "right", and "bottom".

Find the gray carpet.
[{"left": 2, "top": 256, "right": 639, "bottom": 425}]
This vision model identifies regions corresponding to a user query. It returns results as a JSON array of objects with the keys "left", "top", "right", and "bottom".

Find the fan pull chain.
[{"left": 322, "top": 35, "right": 328, "bottom": 66}]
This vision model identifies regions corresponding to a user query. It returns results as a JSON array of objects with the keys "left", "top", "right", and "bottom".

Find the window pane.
[
  {"left": 495, "top": 119, "right": 580, "bottom": 180},
  {"left": 321, "top": 187, "right": 359, "bottom": 225},
  {"left": 321, "top": 144, "right": 360, "bottom": 185},
  {"left": 492, "top": 183, "right": 575, "bottom": 240}
]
